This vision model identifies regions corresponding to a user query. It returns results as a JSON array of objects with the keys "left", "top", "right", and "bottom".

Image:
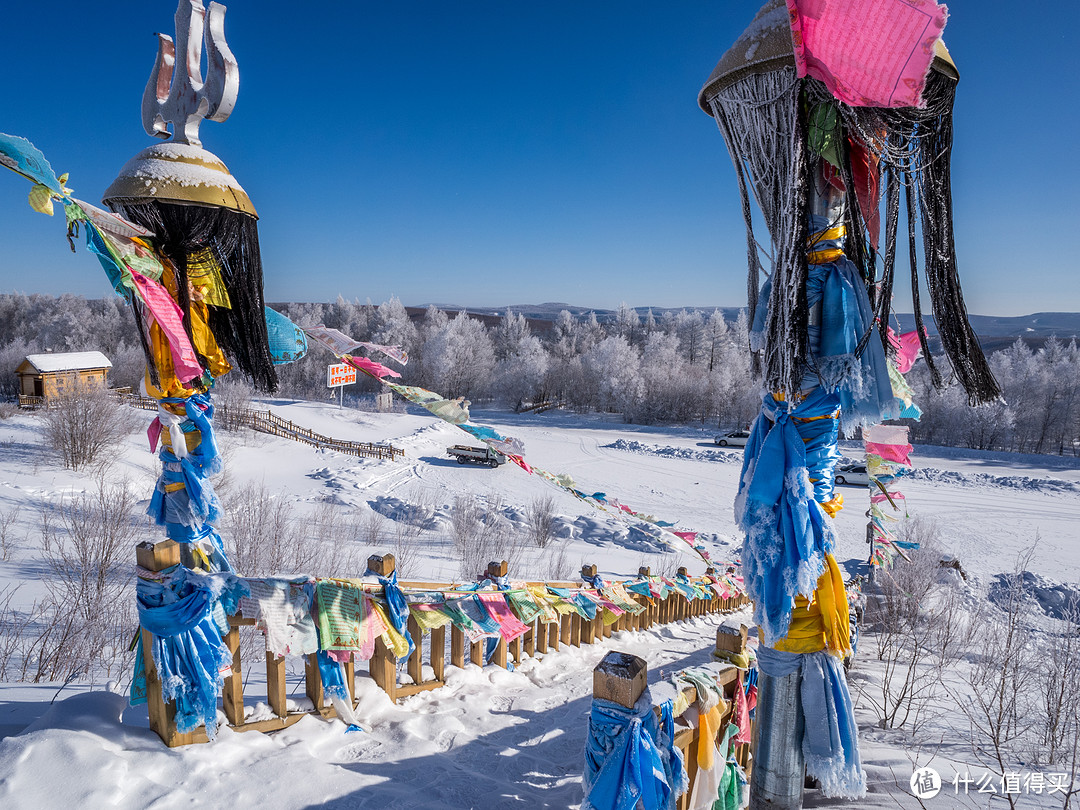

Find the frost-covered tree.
[
  {"left": 582, "top": 336, "right": 642, "bottom": 419},
  {"left": 421, "top": 311, "right": 495, "bottom": 400}
]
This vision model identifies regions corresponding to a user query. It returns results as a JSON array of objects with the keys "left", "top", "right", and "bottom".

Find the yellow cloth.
[
  {"left": 819, "top": 493, "right": 844, "bottom": 517},
  {"left": 186, "top": 248, "right": 232, "bottom": 309},
  {"left": 409, "top": 605, "right": 452, "bottom": 632},
  {"left": 189, "top": 299, "right": 231, "bottom": 378},
  {"left": 773, "top": 553, "right": 852, "bottom": 657},
  {"left": 371, "top": 601, "right": 411, "bottom": 660},
  {"left": 526, "top": 586, "right": 562, "bottom": 623},
  {"left": 697, "top": 703, "right": 725, "bottom": 770}
]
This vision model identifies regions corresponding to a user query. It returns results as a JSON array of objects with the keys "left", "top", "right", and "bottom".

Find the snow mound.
[
  {"left": 908, "top": 467, "right": 1080, "bottom": 496},
  {"left": 602, "top": 439, "right": 743, "bottom": 464},
  {"left": 989, "top": 571, "right": 1080, "bottom": 622}
]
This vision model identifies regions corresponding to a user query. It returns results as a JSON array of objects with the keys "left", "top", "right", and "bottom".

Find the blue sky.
[{"left": 0, "top": 1, "right": 1076, "bottom": 316}]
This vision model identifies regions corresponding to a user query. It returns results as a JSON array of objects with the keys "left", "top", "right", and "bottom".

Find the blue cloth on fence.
[
  {"left": 135, "top": 569, "right": 247, "bottom": 738},
  {"left": 147, "top": 449, "right": 220, "bottom": 529},
  {"left": 756, "top": 646, "right": 866, "bottom": 799},
  {"left": 582, "top": 573, "right": 606, "bottom": 589},
  {"left": 316, "top": 649, "right": 350, "bottom": 702},
  {"left": 575, "top": 593, "right": 600, "bottom": 620},
  {"left": 736, "top": 386, "right": 840, "bottom": 645},
  {"left": 583, "top": 697, "right": 686, "bottom": 810},
  {"left": 625, "top": 581, "right": 652, "bottom": 598},
  {"left": 547, "top": 586, "right": 571, "bottom": 599},
  {"left": 453, "top": 594, "right": 503, "bottom": 637},
  {"left": 368, "top": 568, "right": 415, "bottom": 658}
]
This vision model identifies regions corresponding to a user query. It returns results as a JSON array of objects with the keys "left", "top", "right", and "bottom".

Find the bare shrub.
[
  {"left": 16, "top": 480, "right": 144, "bottom": 684},
  {"left": 40, "top": 381, "right": 138, "bottom": 471},
  {"left": 952, "top": 549, "right": 1038, "bottom": 810},
  {"left": 1030, "top": 593, "right": 1080, "bottom": 770},
  {"left": 0, "top": 399, "right": 17, "bottom": 420},
  {"left": 542, "top": 539, "right": 574, "bottom": 581},
  {"left": 0, "top": 503, "right": 20, "bottom": 560},
  {"left": 222, "top": 484, "right": 362, "bottom": 578},
  {"left": 212, "top": 375, "right": 255, "bottom": 432},
  {"left": 449, "top": 494, "right": 526, "bottom": 579},
  {"left": 40, "top": 480, "right": 141, "bottom": 622},
  {"left": 860, "top": 536, "right": 970, "bottom": 732},
  {"left": 525, "top": 495, "right": 557, "bottom": 548}
]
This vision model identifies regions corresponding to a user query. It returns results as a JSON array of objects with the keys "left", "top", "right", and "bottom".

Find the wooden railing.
[
  {"left": 19, "top": 390, "right": 404, "bottom": 460},
  {"left": 136, "top": 544, "right": 749, "bottom": 747},
  {"left": 591, "top": 627, "right": 755, "bottom": 810}
]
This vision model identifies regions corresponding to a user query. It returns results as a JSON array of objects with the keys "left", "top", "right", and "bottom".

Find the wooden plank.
[
  {"left": 523, "top": 623, "right": 535, "bottom": 657},
  {"left": 222, "top": 626, "right": 244, "bottom": 726},
  {"left": 509, "top": 634, "right": 522, "bottom": 664},
  {"left": 431, "top": 625, "right": 446, "bottom": 682},
  {"left": 407, "top": 615, "right": 423, "bottom": 686},
  {"left": 470, "top": 640, "right": 484, "bottom": 667},
  {"left": 559, "top": 613, "right": 570, "bottom": 647},
  {"left": 371, "top": 637, "right": 397, "bottom": 702},
  {"left": 536, "top": 621, "right": 548, "bottom": 654},
  {"left": 267, "top": 651, "right": 287, "bottom": 718},
  {"left": 570, "top": 614, "right": 582, "bottom": 647},
  {"left": 549, "top": 619, "right": 560, "bottom": 651},
  {"left": 492, "top": 637, "right": 508, "bottom": 669},
  {"left": 395, "top": 681, "right": 443, "bottom": 699},
  {"left": 305, "top": 653, "right": 324, "bottom": 709},
  {"left": 451, "top": 624, "right": 465, "bottom": 669},
  {"left": 345, "top": 654, "right": 356, "bottom": 703}
]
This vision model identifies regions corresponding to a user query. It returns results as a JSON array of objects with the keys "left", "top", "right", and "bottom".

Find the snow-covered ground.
[{"left": 0, "top": 400, "right": 1077, "bottom": 808}]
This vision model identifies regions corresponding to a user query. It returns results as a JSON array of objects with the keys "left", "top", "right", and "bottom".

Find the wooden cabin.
[{"left": 16, "top": 351, "right": 112, "bottom": 399}]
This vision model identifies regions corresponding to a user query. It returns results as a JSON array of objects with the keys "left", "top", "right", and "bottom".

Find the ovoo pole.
[
  {"left": 698, "top": 2, "right": 999, "bottom": 807},
  {"left": 102, "top": 0, "right": 295, "bottom": 574}
]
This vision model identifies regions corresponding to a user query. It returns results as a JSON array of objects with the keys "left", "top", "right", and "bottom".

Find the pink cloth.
[
  {"left": 786, "top": 0, "right": 948, "bottom": 108},
  {"left": 129, "top": 269, "right": 203, "bottom": 383},
  {"left": 866, "top": 441, "right": 913, "bottom": 466},
  {"left": 871, "top": 491, "right": 906, "bottom": 505},
  {"left": 147, "top": 418, "right": 162, "bottom": 453},
  {"left": 477, "top": 593, "right": 530, "bottom": 642},
  {"left": 733, "top": 673, "right": 751, "bottom": 745},
  {"left": 358, "top": 594, "right": 384, "bottom": 660},
  {"left": 893, "top": 330, "right": 924, "bottom": 373},
  {"left": 673, "top": 531, "right": 698, "bottom": 544},
  {"left": 344, "top": 354, "right": 401, "bottom": 380}
]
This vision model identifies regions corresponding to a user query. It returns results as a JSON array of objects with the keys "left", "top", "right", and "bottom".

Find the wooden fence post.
[
  {"left": 135, "top": 540, "right": 207, "bottom": 747},
  {"left": 593, "top": 651, "right": 647, "bottom": 709}
]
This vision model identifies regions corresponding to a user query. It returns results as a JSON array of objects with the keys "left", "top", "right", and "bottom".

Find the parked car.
[
  {"left": 834, "top": 463, "right": 869, "bottom": 486},
  {"left": 714, "top": 430, "right": 751, "bottom": 447},
  {"left": 446, "top": 444, "right": 506, "bottom": 468}
]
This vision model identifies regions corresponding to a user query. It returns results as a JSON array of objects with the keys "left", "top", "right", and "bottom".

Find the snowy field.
[{"left": 0, "top": 399, "right": 1078, "bottom": 808}]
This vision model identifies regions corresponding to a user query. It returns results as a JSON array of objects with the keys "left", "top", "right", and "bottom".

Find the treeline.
[{"left": 2, "top": 293, "right": 1078, "bottom": 452}]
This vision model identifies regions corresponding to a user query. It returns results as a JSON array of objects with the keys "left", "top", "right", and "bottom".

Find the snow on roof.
[{"left": 23, "top": 351, "right": 112, "bottom": 373}]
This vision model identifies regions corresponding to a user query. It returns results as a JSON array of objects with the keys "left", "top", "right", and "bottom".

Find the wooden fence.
[
  {"left": 592, "top": 637, "right": 754, "bottom": 810},
  {"left": 19, "top": 391, "right": 404, "bottom": 461},
  {"left": 136, "top": 544, "right": 749, "bottom": 747}
]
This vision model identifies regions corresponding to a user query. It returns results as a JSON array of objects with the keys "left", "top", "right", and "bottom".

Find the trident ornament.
[{"left": 142, "top": 0, "right": 239, "bottom": 148}]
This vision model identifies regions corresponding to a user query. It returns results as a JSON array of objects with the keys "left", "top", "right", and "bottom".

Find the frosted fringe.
[{"left": 803, "top": 751, "right": 867, "bottom": 800}]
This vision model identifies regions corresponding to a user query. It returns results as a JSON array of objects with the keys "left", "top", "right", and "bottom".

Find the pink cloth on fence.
[
  {"left": 358, "top": 594, "right": 384, "bottom": 660},
  {"left": 477, "top": 592, "right": 530, "bottom": 642},
  {"left": 327, "top": 650, "right": 353, "bottom": 664},
  {"left": 733, "top": 673, "right": 751, "bottom": 745},
  {"left": 865, "top": 441, "right": 913, "bottom": 466},
  {"left": 673, "top": 531, "right": 698, "bottom": 543},
  {"left": 129, "top": 269, "right": 203, "bottom": 383},
  {"left": 786, "top": 0, "right": 947, "bottom": 108}
]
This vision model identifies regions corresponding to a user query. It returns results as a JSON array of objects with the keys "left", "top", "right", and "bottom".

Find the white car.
[
  {"left": 834, "top": 463, "right": 869, "bottom": 486},
  {"left": 714, "top": 430, "right": 751, "bottom": 447}
]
